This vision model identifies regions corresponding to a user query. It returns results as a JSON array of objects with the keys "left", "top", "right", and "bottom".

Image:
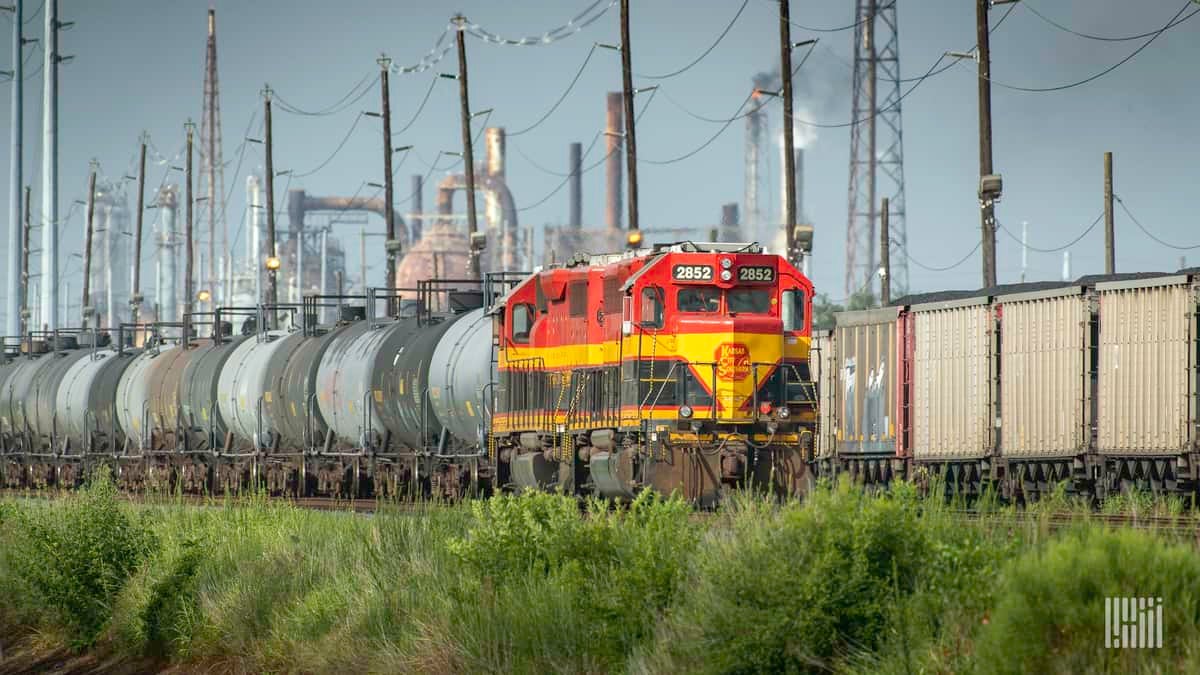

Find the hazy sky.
[{"left": 1, "top": 0, "right": 1198, "bottom": 320}]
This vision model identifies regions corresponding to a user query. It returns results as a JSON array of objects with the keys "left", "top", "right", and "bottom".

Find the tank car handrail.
[
  {"left": 305, "top": 392, "right": 319, "bottom": 454},
  {"left": 360, "top": 388, "right": 374, "bottom": 455},
  {"left": 140, "top": 399, "right": 151, "bottom": 452}
]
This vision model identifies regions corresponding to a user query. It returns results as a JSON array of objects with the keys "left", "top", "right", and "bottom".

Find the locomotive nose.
[{"left": 710, "top": 317, "right": 783, "bottom": 422}]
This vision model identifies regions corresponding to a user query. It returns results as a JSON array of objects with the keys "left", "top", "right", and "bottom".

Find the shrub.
[
  {"left": 638, "top": 482, "right": 931, "bottom": 674},
  {"left": 973, "top": 527, "right": 1200, "bottom": 674},
  {"left": 2, "top": 468, "right": 158, "bottom": 648}
]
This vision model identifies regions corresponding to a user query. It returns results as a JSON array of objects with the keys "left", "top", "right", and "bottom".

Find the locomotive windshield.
[
  {"left": 727, "top": 288, "right": 771, "bottom": 314},
  {"left": 677, "top": 287, "right": 720, "bottom": 313}
]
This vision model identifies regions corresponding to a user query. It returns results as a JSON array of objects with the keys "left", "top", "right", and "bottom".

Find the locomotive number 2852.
[
  {"left": 737, "top": 266, "right": 775, "bottom": 282},
  {"left": 672, "top": 264, "right": 714, "bottom": 281}
]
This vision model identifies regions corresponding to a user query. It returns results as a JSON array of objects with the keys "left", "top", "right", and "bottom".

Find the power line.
[
  {"left": 508, "top": 43, "right": 597, "bottom": 137},
  {"left": 896, "top": 2, "right": 1018, "bottom": 83},
  {"left": 273, "top": 72, "right": 376, "bottom": 117},
  {"left": 1024, "top": 1, "right": 1200, "bottom": 43},
  {"left": 1115, "top": 195, "right": 1200, "bottom": 250},
  {"left": 638, "top": 0, "right": 749, "bottom": 80},
  {"left": 655, "top": 42, "right": 813, "bottom": 125},
  {"left": 292, "top": 112, "right": 364, "bottom": 178},
  {"left": 972, "top": 1, "right": 1197, "bottom": 93},
  {"left": 464, "top": 0, "right": 616, "bottom": 46},
  {"left": 893, "top": 238, "right": 982, "bottom": 273},
  {"left": 997, "top": 213, "right": 1104, "bottom": 253},
  {"left": 392, "top": 73, "right": 440, "bottom": 137},
  {"left": 515, "top": 88, "right": 658, "bottom": 208}
]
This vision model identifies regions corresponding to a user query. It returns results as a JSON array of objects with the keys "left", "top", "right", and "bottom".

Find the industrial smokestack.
[
  {"left": 720, "top": 203, "right": 740, "bottom": 242},
  {"left": 484, "top": 127, "right": 508, "bottom": 267},
  {"left": 411, "top": 174, "right": 424, "bottom": 242},
  {"left": 569, "top": 142, "right": 582, "bottom": 229},
  {"left": 157, "top": 185, "right": 179, "bottom": 322},
  {"left": 605, "top": 92, "right": 623, "bottom": 231},
  {"left": 247, "top": 174, "right": 262, "bottom": 303}
]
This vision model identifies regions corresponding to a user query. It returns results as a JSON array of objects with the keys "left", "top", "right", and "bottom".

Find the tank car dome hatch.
[
  {"left": 339, "top": 305, "right": 367, "bottom": 323},
  {"left": 395, "top": 223, "right": 471, "bottom": 293}
]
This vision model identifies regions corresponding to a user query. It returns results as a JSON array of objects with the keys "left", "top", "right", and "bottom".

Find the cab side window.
[
  {"left": 511, "top": 304, "right": 534, "bottom": 343},
  {"left": 782, "top": 290, "right": 806, "bottom": 331},
  {"left": 640, "top": 287, "right": 664, "bottom": 328}
]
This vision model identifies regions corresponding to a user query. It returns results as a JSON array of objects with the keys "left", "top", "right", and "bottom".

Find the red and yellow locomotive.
[{"left": 491, "top": 241, "right": 816, "bottom": 505}]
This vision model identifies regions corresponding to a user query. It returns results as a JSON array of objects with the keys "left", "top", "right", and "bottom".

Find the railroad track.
[
  {"left": 0, "top": 489, "right": 427, "bottom": 515},
  {"left": 951, "top": 509, "right": 1200, "bottom": 536}
]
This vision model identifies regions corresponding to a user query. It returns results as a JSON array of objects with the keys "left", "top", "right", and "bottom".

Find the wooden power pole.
[
  {"left": 976, "top": 0, "right": 997, "bottom": 288},
  {"left": 184, "top": 120, "right": 196, "bottom": 342},
  {"left": 379, "top": 55, "right": 399, "bottom": 309},
  {"left": 81, "top": 163, "right": 97, "bottom": 328},
  {"left": 263, "top": 86, "right": 278, "bottom": 328},
  {"left": 619, "top": 0, "right": 640, "bottom": 234},
  {"left": 779, "top": 0, "right": 797, "bottom": 263},
  {"left": 131, "top": 137, "right": 147, "bottom": 326},
  {"left": 1104, "top": 151, "right": 1115, "bottom": 274},
  {"left": 452, "top": 15, "right": 481, "bottom": 280}
]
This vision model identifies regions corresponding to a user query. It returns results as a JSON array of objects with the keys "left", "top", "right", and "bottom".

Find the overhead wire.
[
  {"left": 291, "top": 112, "right": 364, "bottom": 178},
  {"left": 392, "top": 73, "right": 439, "bottom": 137},
  {"left": 896, "top": 2, "right": 1018, "bottom": 83},
  {"left": 893, "top": 238, "right": 982, "bottom": 273},
  {"left": 273, "top": 72, "right": 376, "bottom": 117},
  {"left": 1024, "top": 1, "right": 1200, "bottom": 43},
  {"left": 464, "top": 0, "right": 616, "bottom": 46},
  {"left": 997, "top": 213, "right": 1104, "bottom": 253},
  {"left": 638, "top": 0, "right": 749, "bottom": 80},
  {"left": 1115, "top": 195, "right": 1200, "bottom": 250},
  {"left": 515, "top": 90, "right": 657, "bottom": 212},
  {"left": 969, "top": 0, "right": 1197, "bottom": 93},
  {"left": 507, "top": 43, "right": 597, "bottom": 137}
]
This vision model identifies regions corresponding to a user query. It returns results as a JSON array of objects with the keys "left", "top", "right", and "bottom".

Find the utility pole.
[
  {"left": 779, "top": 0, "right": 798, "bottom": 264},
  {"left": 81, "top": 162, "right": 97, "bottom": 328},
  {"left": 879, "top": 197, "right": 891, "bottom": 306},
  {"left": 131, "top": 136, "right": 147, "bottom": 325},
  {"left": 263, "top": 85, "right": 278, "bottom": 328},
  {"left": 5, "top": 0, "right": 24, "bottom": 338},
  {"left": 20, "top": 186, "right": 31, "bottom": 337},
  {"left": 976, "top": 0, "right": 997, "bottom": 288},
  {"left": 379, "top": 54, "right": 399, "bottom": 311},
  {"left": 1104, "top": 151, "right": 1115, "bottom": 274},
  {"left": 452, "top": 14, "right": 481, "bottom": 280},
  {"left": 619, "top": 0, "right": 640, "bottom": 234},
  {"left": 185, "top": 120, "right": 195, "bottom": 342}
]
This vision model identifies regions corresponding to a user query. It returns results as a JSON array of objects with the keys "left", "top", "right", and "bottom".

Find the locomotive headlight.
[
  {"left": 678, "top": 404, "right": 694, "bottom": 419},
  {"left": 720, "top": 269, "right": 733, "bottom": 281},
  {"left": 720, "top": 258, "right": 732, "bottom": 270},
  {"left": 777, "top": 406, "right": 790, "bottom": 420}
]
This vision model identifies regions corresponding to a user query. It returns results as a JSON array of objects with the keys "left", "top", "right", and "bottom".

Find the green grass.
[{"left": 3, "top": 473, "right": 1200, "bottom": 673}]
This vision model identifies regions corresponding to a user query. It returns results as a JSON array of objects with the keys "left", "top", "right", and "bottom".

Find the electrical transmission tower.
[
  {"left": 199, "top": 8, "right": 226, "bottom": 308},
  {"left": 845, "top": 0, "right": 908, "bottom": 299}
]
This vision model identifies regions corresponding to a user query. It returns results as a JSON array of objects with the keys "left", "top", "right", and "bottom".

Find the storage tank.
[
  {"left": 116, "top": 345, "right": 182, "bottom": 450},
  {"left": 261, "top": 325, "right": 354, "bottom": 450},
  {"left": 428, "top": 307, "right": 494, "bottom": 448},
  {"left": 56, "top": 348, "right": 140, "bottom": 452},
  {"left": 217, "top": 331, "right": 296, "bottom": 449},
  {"left": 179, "top": 336, "right": 248, "bottom": 452},
  {"left": 27, "top": 347, "right": 93, "bottom": 450},
  {"left": 316, "top": 316, "right": 455, "bottom": 450},
  {"left": 1, "top": 351, "right": 68, "bottom": 445}
]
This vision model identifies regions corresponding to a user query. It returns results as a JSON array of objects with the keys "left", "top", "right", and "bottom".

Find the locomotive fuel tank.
[
  {"left": 57, "top": 348, "right": 141, "bottom": 452},
  {"left": 428, "top": 307, "right": 494, "bottom": 448},
  {"left": 179, "top": 336, "right": 248, "bottom": 451},
  {"left": 217, "top": 331, "right": 296, "bottom": 449}
]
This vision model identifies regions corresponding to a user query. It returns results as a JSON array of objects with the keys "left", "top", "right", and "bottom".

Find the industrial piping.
[
  {"left": 286, "top": 190, "right": 409, "bottom": 244},
  {"left": 435, "top": 172, "right": 520, "bottom": 272}
]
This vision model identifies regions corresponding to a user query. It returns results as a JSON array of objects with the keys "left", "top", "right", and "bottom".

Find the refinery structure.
[{"left": 0, "top": 1, "right": 913, "bottom": 335}]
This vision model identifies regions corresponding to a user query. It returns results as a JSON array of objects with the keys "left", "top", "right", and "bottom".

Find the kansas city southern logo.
[{"left": 715, "top": 342, "right": 751, "bottom": 381}]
